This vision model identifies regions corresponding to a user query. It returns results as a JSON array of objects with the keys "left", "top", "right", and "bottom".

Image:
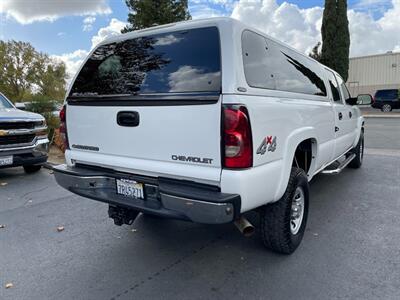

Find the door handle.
[
  {"left": 335, "top": 126, "right": 339, "bottom": 132},
  {"left": 117, "top": 111, "right": 140, "bottom": 127},
  {"left": 338, "top": 112, "right": 343, "bottom": 120},
  {"left": 349, "top": 111, "right": 352, "bottom": 118}
]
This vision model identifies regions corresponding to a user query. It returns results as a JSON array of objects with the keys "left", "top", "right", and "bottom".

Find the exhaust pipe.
[{"left": 234, "top": 216, "right": 255, "bottom": 237}]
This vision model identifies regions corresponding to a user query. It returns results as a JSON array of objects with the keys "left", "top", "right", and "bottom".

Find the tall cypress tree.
[
  {"left": 122, "top": 0, "right": 191, "bottom": 33},
  {"left": 336, "top": 0, "right": 350, "bottom": 81},
  {"left": 320, "top": 0, "right": 350, "bottom": 81},
  {"left": 320, "top": 0, "right": 338, "bottom": 70}
]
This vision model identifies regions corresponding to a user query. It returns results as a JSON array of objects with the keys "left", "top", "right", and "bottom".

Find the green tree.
[
  {"left": 35, "top": 53, "right": 67, "bottom": 100},
  {"left": 335, "top": 0, "right": 350, "bottom": 81},
  {"left": 0, "top": 40, "right": 67, "bottom": 102},
  {"left": 0, "top": 41, "right": 37, "bottom": 101},
  {"left": 320, "top": 0, "right": 338, "bottom": 70},
  {"left": 309, "top": 42, "right": 322, "bottom": 61},
  {"left": 320, "top": 0, "right": 350, "bottom": 81},
  {"left": 121, "top": 0, "right": 191, "bottom": 33}
]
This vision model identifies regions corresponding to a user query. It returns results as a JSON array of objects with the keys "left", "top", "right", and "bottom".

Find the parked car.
[
  {"left": 0, "top": 92, "right": 49, "bottom": 172},
  {"left": 371, "top": 89, "right": 400, "bottom": 112},
  {"left": 16, "top": 101, "right": 63, "bottom": 117},
  {"left": 53, "top": 18, "right": 371, "bottom": 254}
]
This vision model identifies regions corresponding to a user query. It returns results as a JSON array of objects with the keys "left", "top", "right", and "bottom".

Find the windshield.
[
  {"left": 69, "top": 26, "right": 221, "bottom": 98},
  {"left": 0, "top": 94, "right": 13, "bottom": 109}
]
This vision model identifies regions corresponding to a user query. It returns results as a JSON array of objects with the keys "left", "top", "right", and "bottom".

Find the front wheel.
[
  {"left": 260, "top": 167, "right": 309, "bottom": 254},
  {"left": 381, "top": 104, "right": 392, "bottom": 112}
]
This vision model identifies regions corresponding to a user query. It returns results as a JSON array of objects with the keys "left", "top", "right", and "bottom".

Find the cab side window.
[
  {"left": 335, "top": 74, "right": 351, "bottom": 102},
  {"left": 341, "top": 83, "right": 351, "bottom": 101},
  {"left": 326, "top": 70, "right": 342, "bottom": 103}
]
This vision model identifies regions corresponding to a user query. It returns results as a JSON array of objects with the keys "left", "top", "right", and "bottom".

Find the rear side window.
[
  {"left": 70, "top": 27, "right": 221, "bottom": 97},
  {"left": 242, "top": 30, "right": 327, "bottom": 97},
  {"left": 335, "top": 74, "right": 350, "bottom": 101},
  {"left": 374, "top": 89, "right": 398, "bottom": 100},
  {"left": 326, "top": 70, "right": 341, "bottom": 102}
]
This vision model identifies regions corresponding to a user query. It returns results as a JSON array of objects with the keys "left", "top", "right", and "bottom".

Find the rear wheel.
[
  {"left": 348, "top": 130, "right": 364, "bottom": 169},
  {"left": 260, "top": 167, "right": 309, "bottom": 254},
  {"left": 381, "top": 104, "right": 392, "bottom": 112},
  {"left": 23, "top": 165, "right": 42, "bottom": 173}
]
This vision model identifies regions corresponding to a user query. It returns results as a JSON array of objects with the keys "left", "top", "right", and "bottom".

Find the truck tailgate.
[{"left": 66, "top": 101, "right": 222, "bottom": 183}]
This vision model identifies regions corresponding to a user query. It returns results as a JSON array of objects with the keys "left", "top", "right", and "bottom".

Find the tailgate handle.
[{"left": 117, "top": 111, "right": 140, "bottom": 127}]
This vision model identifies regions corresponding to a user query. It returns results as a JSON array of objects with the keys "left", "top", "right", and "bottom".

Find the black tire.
[
  {"left": 348, "top": 130, "right": 364, "bottom": 169},
  {"left": 260, "top": 167, "right": 309, "bottom": 254},
  {"left": 23, "top": 165, "right": 42, "bottom": 173},
  {"left": 381, "top": 104, "right": 392, "bottom": 112}
]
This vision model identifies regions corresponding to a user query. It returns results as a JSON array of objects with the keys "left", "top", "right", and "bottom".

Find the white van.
[{"left": 54, "top": 18, "right": 370, "bottom": 254}]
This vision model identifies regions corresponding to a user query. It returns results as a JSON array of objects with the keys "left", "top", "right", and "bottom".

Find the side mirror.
[
  {"left": 345, "top": 94, "right": 372, "bottom": 106},
  {"left": 356, "top": 94, "right": 372, "bottom": 105},
  {"left": 15, "top": 103, "right": 26, "bottom": 110}
]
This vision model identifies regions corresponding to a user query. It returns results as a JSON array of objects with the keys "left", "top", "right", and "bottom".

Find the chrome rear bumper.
[{"left": 53, "top": 164, "right": 240, "bottom": 224}]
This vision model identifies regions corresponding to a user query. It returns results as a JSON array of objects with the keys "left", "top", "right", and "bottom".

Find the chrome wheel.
[
  {"left": 382, "top": 104, "right": 392, "bottom": 112},
  {"left": 290, "top": 187, "right": 305, "bottom": 235},
  {"left": 360, "top": 135, "right": 364, "bottom": 163}
]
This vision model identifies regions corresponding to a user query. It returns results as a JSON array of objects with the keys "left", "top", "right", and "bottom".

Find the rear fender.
[{"left": 274, "top": 127, "right": 317, "bottom": 201}]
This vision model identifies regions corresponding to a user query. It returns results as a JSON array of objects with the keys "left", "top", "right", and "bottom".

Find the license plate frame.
[
  {"left": 115, "top": 178, "right": 144, "bottom": 200},
  {"left": 0, "top": 156, "right": 13, "bottom": 167}
]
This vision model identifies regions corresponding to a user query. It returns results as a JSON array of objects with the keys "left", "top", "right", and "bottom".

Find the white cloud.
[
  {"left": 91, "top": 18, "right": 126, "bottom": 48},
  {"left": 52, "top": 49, "right": 89, "bottom": 82},
  {"left": 231, "top": 0, "right": 400, "bottom": 57},
  {"left": 168, "top": 66, "right": 220, "bottom": 92},
  {"left": 0, "top": 0, "right": 111, "bottom": 24},
  {"left": 52, "top": 18, "right": 126, "bottom": 83},
  {"left": 83, "top": 16, "right": 96, "bottom": 32},
  {"left": 231, "top": 1, "right": 322, "bottom": 55},
  {"left": 154, "top": 34, "right": 183, "bottom": 46},
  {"left": 190, "top": 0, "right": 235, "bottom": 19}
]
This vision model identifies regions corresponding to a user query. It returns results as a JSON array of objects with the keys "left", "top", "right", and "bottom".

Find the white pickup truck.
[{"left": 54, "top": 18, "right": 372, "bottom": 254}]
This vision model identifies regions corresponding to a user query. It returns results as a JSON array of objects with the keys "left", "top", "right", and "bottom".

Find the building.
[{"left": 346, "top": 51, "right": 400, "bottom": 96}]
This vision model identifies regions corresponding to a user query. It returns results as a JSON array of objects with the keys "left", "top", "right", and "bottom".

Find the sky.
[{"left": 1, "top": 0, "right": 399, "bottom": 80}]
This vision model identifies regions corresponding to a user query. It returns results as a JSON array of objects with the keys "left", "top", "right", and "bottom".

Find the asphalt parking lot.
[{"left": 1, "top": 117, "right": 399, "bottom": 300}]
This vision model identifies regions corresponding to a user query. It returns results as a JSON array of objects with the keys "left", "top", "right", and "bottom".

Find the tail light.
[
  {"left": 223, "top": 105, "right": 253, "bottom": 168},
  {"left": 59, "top": 105, "right": 69, "bottom": 150}
]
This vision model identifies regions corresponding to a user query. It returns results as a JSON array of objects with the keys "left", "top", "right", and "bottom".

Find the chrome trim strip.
[
  {"left": 0, "top": 119, "right": 43, "bottom": 122},
  {"left": 321, "top": 153, "right": 356, "bottom": 175},
  {"left": 0, "top": 138, "right": 49, "bottom": 152},
  {"left": 0, "top": 126, "right": 47, "bottom": 136}
]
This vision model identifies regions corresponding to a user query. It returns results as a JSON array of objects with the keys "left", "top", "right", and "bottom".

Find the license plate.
[
  {"left": 116, "top": 179, "right": 144, "bottom": 199},
  {"left": 0, "top": 156, "right": 13, "bottom": 166}
]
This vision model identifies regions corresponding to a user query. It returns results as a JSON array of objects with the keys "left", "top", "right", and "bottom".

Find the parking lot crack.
[
  {"left": 109, "top": 234, "right": 224, "bottom": 300},
  {"left": 21, "top": 186, "right": 49, "bottom": 201}
]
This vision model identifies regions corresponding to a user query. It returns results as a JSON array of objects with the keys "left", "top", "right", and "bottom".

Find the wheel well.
[{"left": 292, "top": 139, "right": 316, "bottom": 175}]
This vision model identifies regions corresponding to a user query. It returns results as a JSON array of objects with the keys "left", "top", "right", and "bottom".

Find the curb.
[
  {"left": 363, "top": 114, "right": 400, "bottom": 118},
  {"left": 43, "top": 162, "right": 57, "bottom": 170}
]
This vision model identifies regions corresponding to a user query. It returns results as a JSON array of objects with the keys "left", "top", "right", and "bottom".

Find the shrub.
[{"left": 27, "top": 96, "right": 62, "bottom": 144}]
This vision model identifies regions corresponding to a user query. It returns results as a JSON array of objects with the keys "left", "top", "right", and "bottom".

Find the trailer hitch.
[{"left": 108, "top": 205, "right": 139, "bottom": 226}]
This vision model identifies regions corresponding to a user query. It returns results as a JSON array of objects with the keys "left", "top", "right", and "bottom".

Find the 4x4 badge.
[{"left": 257, "top": 136, "right": 277, "bottom": 155}]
